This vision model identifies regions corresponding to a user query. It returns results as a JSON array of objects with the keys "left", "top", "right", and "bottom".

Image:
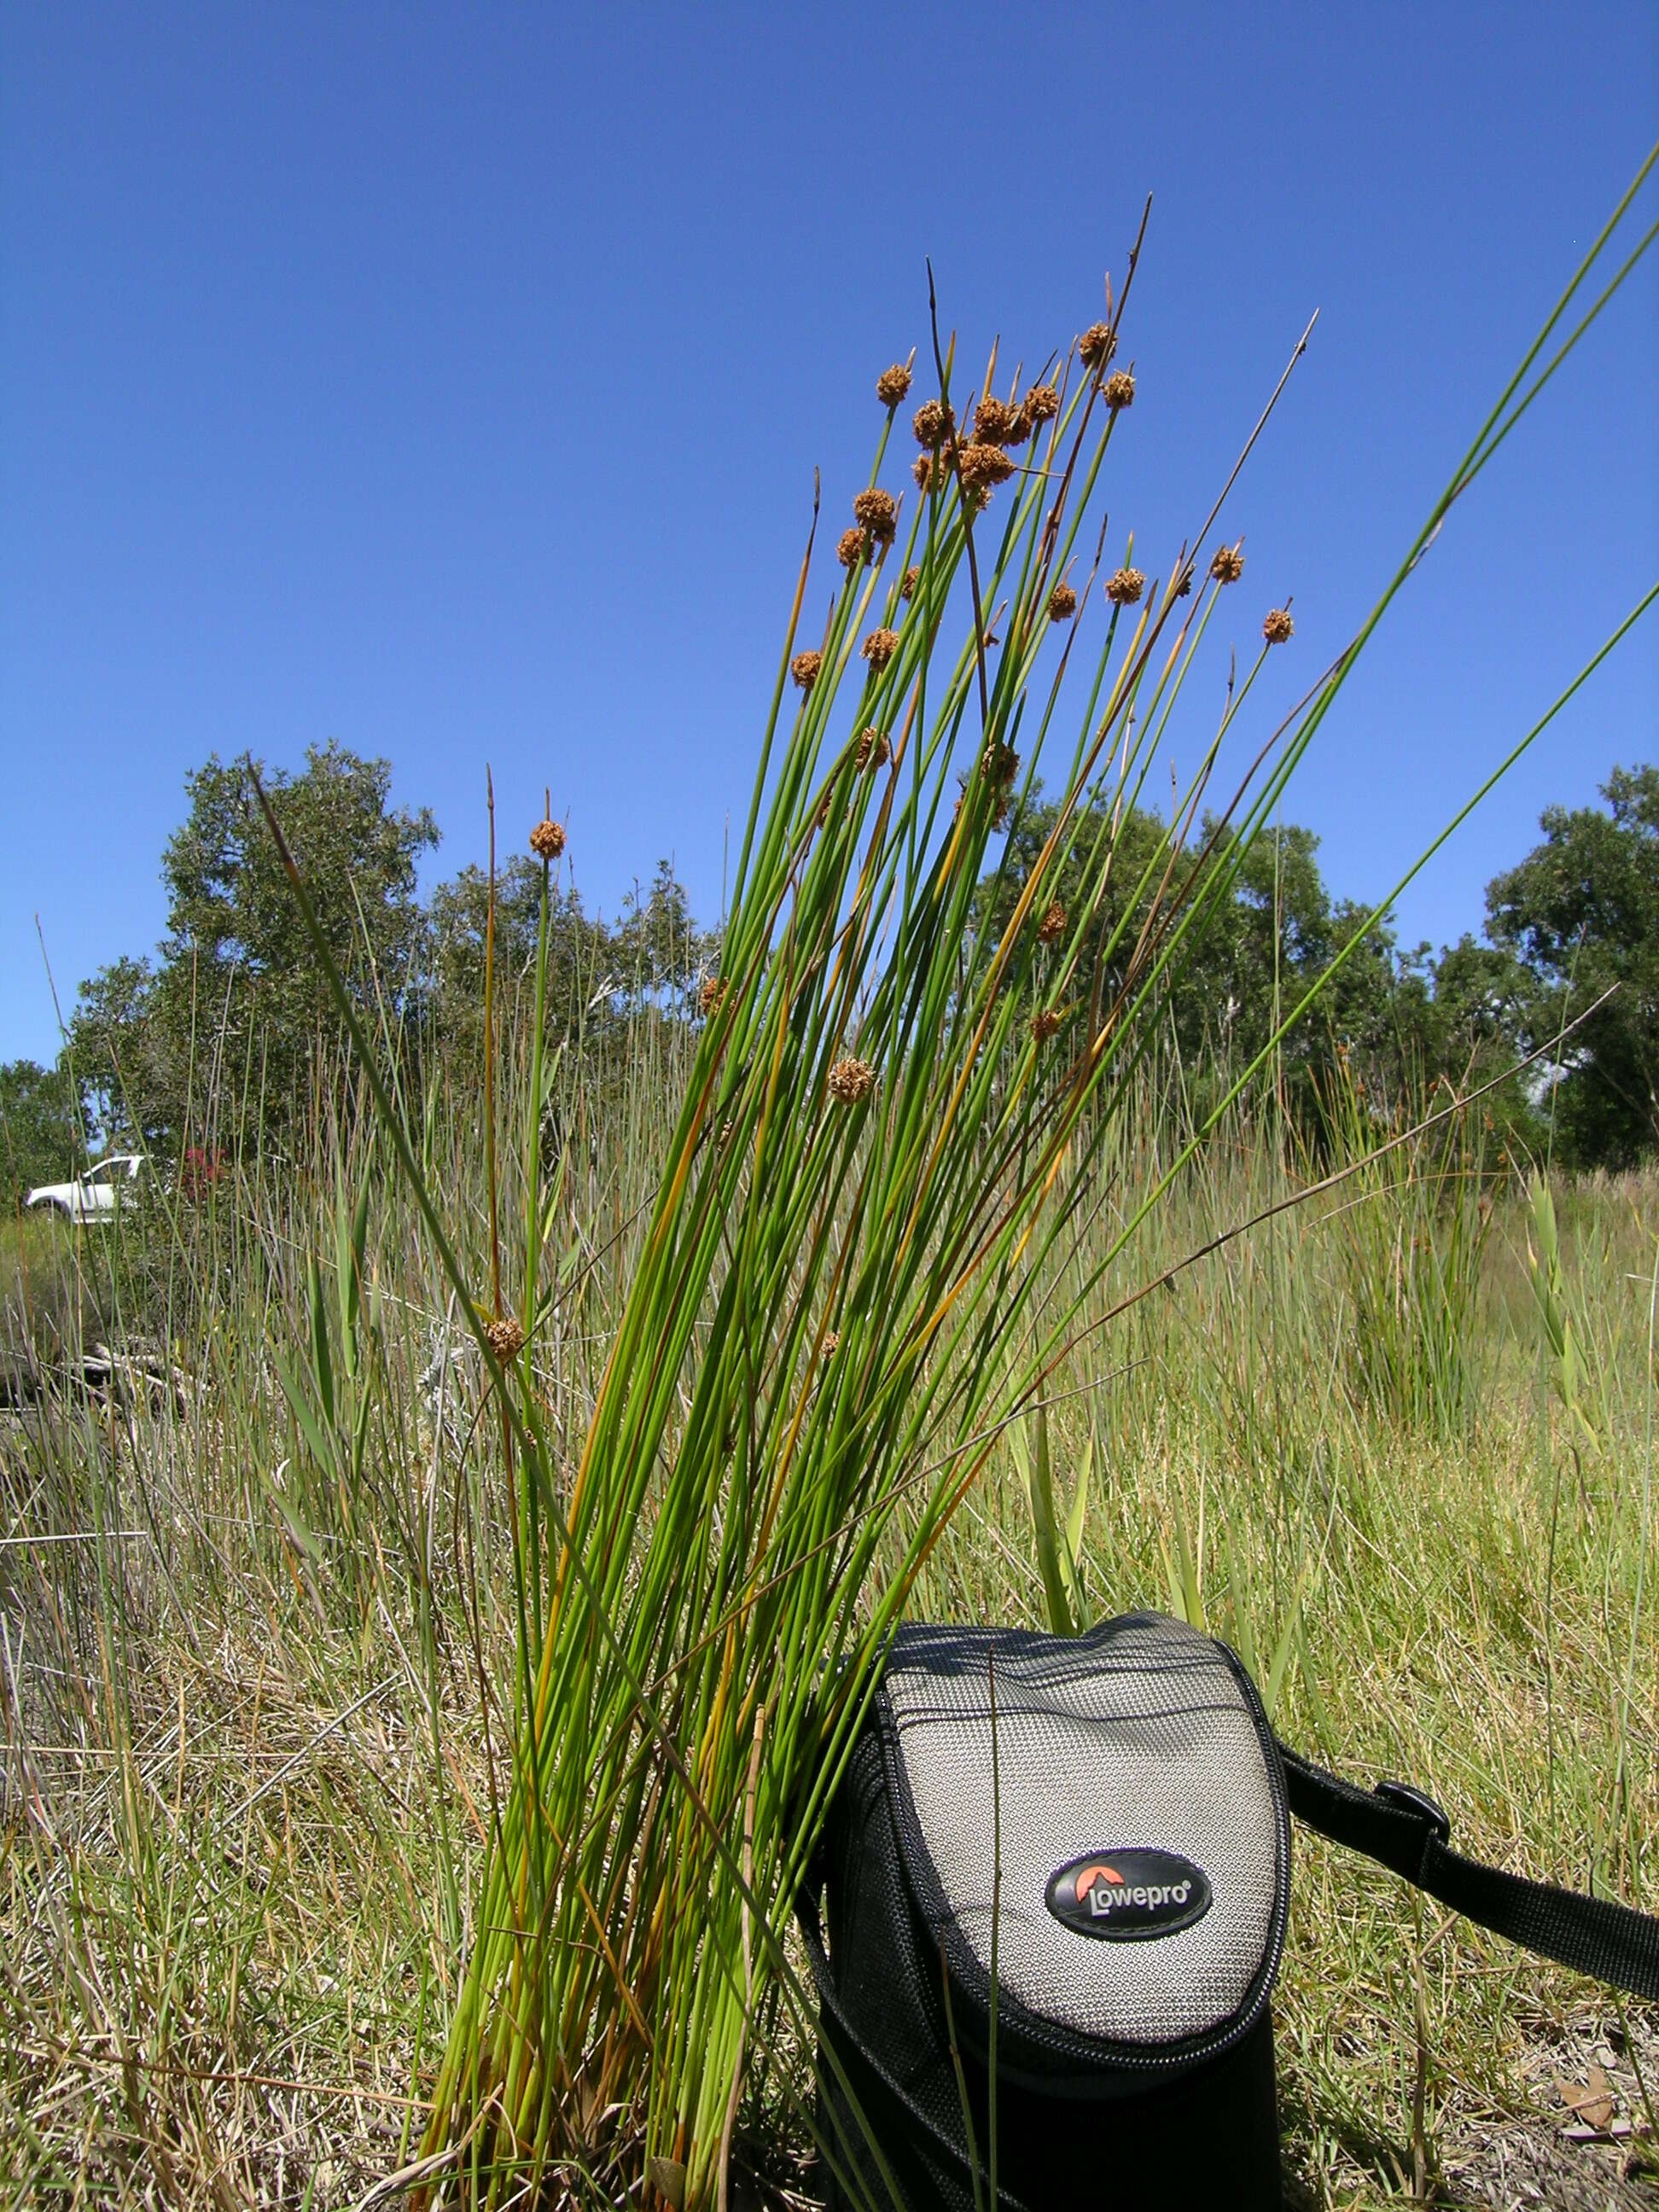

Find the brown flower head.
[
  {"left": 876, "top": 362, "right": 912, "bottom": 408},
  {"left": 911, "top": 398, "right": 954, "bottom": 448},
  {"left": 861, "top": 626, "right": 899, "bottom": 672},
  {"left": 899, "top": 564, "right": 921, "bottom": 600},
  {"left": 912, "top": 451, "right": 948, "bottom": 495},
  {"left": 790, "top": 649, "right": 823, "bottom": 691},
  {"left": 698, "top": 975, "right": 726, "bottom": 1019},
  {"left": 835, "top": 527, "right": 864, "bottom": 568},
  {"left": 819, "top": 1330, "right": 841, "bottom": 1358},
  {"left": 529, "top": 818, "right": 567, "bottom": 862},
  {"left": 853, "top": 486, "right": 898, "bottom": 545},
  {"left": 956, "top": 442, "right": 1016, "bottom": 495},
  {"left": 827, "top": 1056, "right": 877, "bottom": 1104},
  {"left": 1037, "top": 900, "right": 1068, "bottom": 946},
  {"left": 1209, "top": 543, "right": 1245, "bottom": 585},
  {"left": 1262, "top": 607, "right": 1295, "bottom": 645},
  {"left": 974, "top": 396, "right": 1021, "bottom": 445},
  {"left": 1080, "top": 322, "right": 1116, "bottom": 369},
  {"left": 1105, "top": 566, "right": 1145, "bottom": 607},
  {"left": 483, "top": 1315, "right": 527, "bottom": 1362},
  {"left": 1022, "top": 381, "right": 1061, "bottom": 426},
  {"left": 981, "top": 740, "right": 1020, "bottom": 789},
  {"left": 1046, "top": 582, "right": 1078, "bottom": 623},
  {"left": 1030, "top": 1008, "right": 1063, "bottom": 1045},
  {"left": 1175, "top": 566, "right": 1194, "bottom": 598},
  {"left": 1102, "top": 370, "right": 1136, "bottom": 410},
  {"left": 855, "top": 726, "right": 891, "bottom": 771}
]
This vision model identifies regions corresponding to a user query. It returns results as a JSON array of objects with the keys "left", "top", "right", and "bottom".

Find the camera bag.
[{"left": 800, "top": 1610, "right": 1659, "bottom": 2212}]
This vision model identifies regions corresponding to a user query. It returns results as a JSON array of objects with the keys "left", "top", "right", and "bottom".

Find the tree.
[
  {"left": 70, "top": 745, "right": 439, "bottom": 1152},
  {"left": 1484, "top": 764, "right": 1659, "bottom": 1169},
  {"left": 0, "top": 1058, "right": 84, "bottom": 1209},
  {"left": 609, "top": 859, "right": 707, "bottom": 1017},
  {"left": 66, "top": 955, "right": 172, "bottom": 1150},
  {"left": 424, "top": 858, "right": 608, "bottom": 1058},
  {"left": 981, "top": 797, "right": 1409, "bottom": 1090}
]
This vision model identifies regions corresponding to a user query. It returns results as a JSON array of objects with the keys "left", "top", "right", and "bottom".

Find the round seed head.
[
  {"left": 899, "top": 564, "right": 921, "bottom": 601},
  {"left": 1105, "top": 567, "right": 1145, "bottom": 607},
  {"left": 1175, "top": 565, "right": 1195, "bottom": 598},
  {"left": 1022, "top": 381, "right": 1061, "bottom": 425},
  {"left": 974, "top": 396, "right": 1020, "bottom": 445},
  {"left": 836, "top": 527, "right": 864, "bottom": 568},
  {"left": 1209, "top": 543, "right": 1245, "bottom": 585},
  {"left": 981, "top": 740, "right": 1020, "bottom": 788},
  {"left": 827, "top": 1056, "right": 877, "bottom": 1104},
  {"left": 1047, "top": 582, "right": 1078, "bottom": 623},
  {"left": 861, "top": 626, "right": 899, "bottom": 672},
  {"left": 1080, "top": 322, "right": 1116, "bottom": 369},
  {"left": 855, "top": 727, "right": 891, "bottom": 771},
  {"left": 791, "top": 649, "right": 823, "bottom": 691},
  {"left": 1030, "top": 1008, "right": 1063, "bottom": 1044},
  {"left": 1037, "top": 900, "right": 1068, "bottom": 945},
  {"left": 529, "top": 818, "right": 567, "bottom": 861},
  {"left": 819, "top": 1330, "right": 840, "bottom": 1357},
  {"left": 1262, "top": 607, "right": 1295, "bottom": 645},
  {"left": 956, "top": 442, "right": 1016, "bottom": 494},
  {"left": 1103, "top": 370, "right": 1136, "bottom": 410},
  {"left": 911, "top": 398, "right": 954, "bottom": 448},
  {"left": 876, "top": 362, "right": 913, "bottom": 408},
  {"left": 483, "top": 1315, "right": 527, "bottom": 1362},
  {"left": 698, "top": 975, "right": 726, "bottom": 1018},
  {"left": 912, "top": 451, "right": 950, "bottom": 494},
  {"left": 853, "top": 486, "right": 898, "bottom": 545}
]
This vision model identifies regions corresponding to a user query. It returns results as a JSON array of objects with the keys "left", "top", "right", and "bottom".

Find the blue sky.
[{"left": 3, "top": 3, "right": 1656, "bottom": 1066}]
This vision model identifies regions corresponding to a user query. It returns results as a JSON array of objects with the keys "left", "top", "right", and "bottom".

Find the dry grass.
[{"left": 0, "top": 1063, "right": 1655, "bottom": 2208}]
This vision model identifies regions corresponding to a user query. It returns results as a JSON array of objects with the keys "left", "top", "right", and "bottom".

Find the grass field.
[{"left": 0, "top": 1026, "right": 1654, "bottom": 2211}]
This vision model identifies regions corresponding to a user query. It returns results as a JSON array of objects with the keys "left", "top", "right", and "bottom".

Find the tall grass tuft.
[
  {"left": 404, "top": 265, "right": 1371, "bottom": 2206},
  {"left": 1319, "top": 1055, "right": 1496, "bottom": 1438}
]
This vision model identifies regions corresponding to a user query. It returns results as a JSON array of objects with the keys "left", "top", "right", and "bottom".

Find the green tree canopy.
[
  {"left": 0, "top": 1058, "right": 84, "bottom": 1209},
  {"left": 984, "top": 796, "right": 1408, "bottom": 1083},
  {"left": 70, "top": 745, "right": 438, "bottom": 1151},
  {"left": 1485, "top": 763, "right": 1659, "bottom": 1168},
  {"left": 424, "top": 858, "right": 608, "bottom": 1058}
]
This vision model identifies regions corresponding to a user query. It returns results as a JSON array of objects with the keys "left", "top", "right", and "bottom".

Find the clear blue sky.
[{"left": 3, "top": 3, "right": 1656, "bottom": 1066}]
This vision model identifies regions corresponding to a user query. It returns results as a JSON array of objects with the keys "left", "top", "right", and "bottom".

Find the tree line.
[{"left": 3, "top": 743, "right": 1657, "bottom": 1206}]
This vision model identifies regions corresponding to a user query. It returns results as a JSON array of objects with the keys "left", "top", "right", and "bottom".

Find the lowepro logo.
[{"left": 1045, "top": 1848, "right": 1213, "bottom": 1941}]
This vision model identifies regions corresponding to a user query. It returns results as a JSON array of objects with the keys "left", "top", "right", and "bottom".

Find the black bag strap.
[{"left": 1275, "top": 1737, "right": 1659, "bottom": 2002}]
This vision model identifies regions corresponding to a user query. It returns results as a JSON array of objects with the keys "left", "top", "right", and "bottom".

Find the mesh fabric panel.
[{"left": 881, "top": 1614, "right": 1284, "bottom": 2046}]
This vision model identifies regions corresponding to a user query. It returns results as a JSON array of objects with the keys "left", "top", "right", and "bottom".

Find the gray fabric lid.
[{"left": 880, "top": 1613, "right": 1289, "bottom": 2049}]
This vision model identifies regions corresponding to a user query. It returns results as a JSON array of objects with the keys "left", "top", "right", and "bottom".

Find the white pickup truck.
[{"left": 26, "top": 1154, "right": 146, "bottom": 1225}]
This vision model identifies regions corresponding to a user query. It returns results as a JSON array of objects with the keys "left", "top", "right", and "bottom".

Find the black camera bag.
[{"left": 800, "top": 1610, "right": 1659, "bottom": 2212}]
